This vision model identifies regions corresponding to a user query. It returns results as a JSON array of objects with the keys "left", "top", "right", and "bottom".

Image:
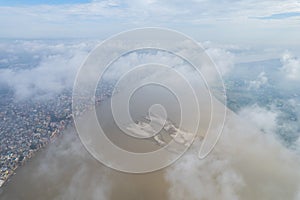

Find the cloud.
[
  {"left": 248, "top": 72, "right": 268, "bottom": 89},
  {"left": 205, "top": 46, "right": 235, "bottom": 76},
  {"left": 281, "top": 51, "right": 300, "bottom": 81},
  {"left": 0, "top": 40, "right": 97, "bottom": 100},
  {"left": 0, "top": 39, "right": 235, "bottom": 100},
  {"left": 166, "top": 141, "right": 244, "bottom": 200},
  {"left": 0, "top": 0, "right": 300, "bottom": 45},
  {"left": 238, "top": 104, "right": 278, "bottom": 134},
  {"left": 166, "top": 108, "right": 300, "bottom": 200}
]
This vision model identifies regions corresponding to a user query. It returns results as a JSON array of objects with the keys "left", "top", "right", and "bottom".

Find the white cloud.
[
  {"left": 248, "top": 72, "right": 268, "bottom": 89},
  {"left": 166, "top": 108, "right": 300, "bottom": 200},
  {"left": 166, "top": 142, "right": 244, "bottom": 200},
  {"left": 0, "top": 40, "right": 97, "bottom": 100},
  {"left": 205, "top": 46, "right": 235, "bottom": 76},
  {"left": 238, "top": 104, "right": 277, "bottom": 134},
  {"left": 281, "top": 51, "right": 300, "bottom": 81},
  {"left": 0, "top": 0, "right": 300, "bottom": 45},
  {"left": 0, "top": 39, "right": 234, "bottom": 100}
]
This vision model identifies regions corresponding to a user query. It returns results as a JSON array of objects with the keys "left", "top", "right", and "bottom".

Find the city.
[{"left": 0, "top": 82, "right": 114, "bottom": 187}]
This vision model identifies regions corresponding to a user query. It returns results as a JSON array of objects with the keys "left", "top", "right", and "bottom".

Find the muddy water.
[
  {"left": 2, "top": 82, "right": 298, "bottom": 200},
  {"left": 0, "top": 85, "right": 183, "bottom": 200},
  {"left": 0, "top": 128, "right": 170, "bottom": 200}
]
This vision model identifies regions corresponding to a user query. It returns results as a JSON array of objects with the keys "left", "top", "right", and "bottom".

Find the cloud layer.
[
  {"left": 281, "top": 51, "right": 300, "bottom": 81},
  {"left": 0, "top": 40, "right": 97, "bottom": 100},
  {"left": 0, "top": 0, "right": 300, "bottom": 45},
  {"left": 166, "top": 108, "right": 300, "bottom": 200},
  {"left": 0, "top": 39, "right": 300, "bottom": 199}
]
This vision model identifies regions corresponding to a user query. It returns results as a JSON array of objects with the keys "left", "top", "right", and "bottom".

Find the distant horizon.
[{"left": 0, "top": 0, "right": 299, "bottom": 46}]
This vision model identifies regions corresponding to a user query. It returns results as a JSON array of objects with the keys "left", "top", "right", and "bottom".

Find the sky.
[
  {"left": 0, "top": 0, "right": 300, "bottom": 46},
  {"left": 0, "top": 0, "right": 90, "bottom": 6}
]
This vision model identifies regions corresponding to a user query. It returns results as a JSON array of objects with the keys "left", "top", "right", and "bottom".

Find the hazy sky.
[{"left": 0, "top": 0, "right": 300, "bottom": 46}]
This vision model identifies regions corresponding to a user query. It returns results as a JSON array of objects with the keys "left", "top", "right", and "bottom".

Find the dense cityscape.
[
  {"left": 0, "top": 83, "right": 114, "bottom": 187},
  {"left": 0, "top": 91, "right": 71, "bottom": 187}
]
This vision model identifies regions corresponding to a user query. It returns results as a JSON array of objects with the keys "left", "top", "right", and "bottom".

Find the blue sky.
[
  {"left": 257, "top": 11, "right": 300, "bottom": 19},
  {"left": 0, "top": 0, "right": 90, "bottom": 6},
  {"left": 0, "top": 0, "right": 299, "bottom": 46}
]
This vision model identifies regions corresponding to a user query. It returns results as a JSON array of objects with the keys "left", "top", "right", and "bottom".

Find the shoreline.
[
  {"left": 0, "top": 120, "right": 72, "bottom": 188},
  {"left": 0, "top": 91, "right": 112, "bottom": 188}
]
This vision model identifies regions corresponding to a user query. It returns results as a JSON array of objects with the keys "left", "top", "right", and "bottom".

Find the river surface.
[
  {"left": 1, "top": 82, "right": 299, "bottom": 200},
  {"left": 0, "top": 85, "right": 182, "bottom": 200}
]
